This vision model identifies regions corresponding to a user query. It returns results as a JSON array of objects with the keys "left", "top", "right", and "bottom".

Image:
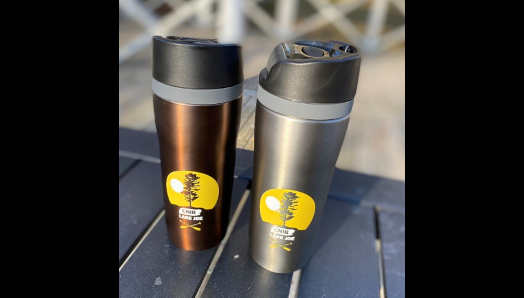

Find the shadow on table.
[
  {"left": 309, "top": 199, "right": 361, "bottom": 257},
  {"left": 329, "top": 168, "right": 381, "bottom": 204},
  {"left": 329, "top": 168, "right": 405, "bottom": 212}
]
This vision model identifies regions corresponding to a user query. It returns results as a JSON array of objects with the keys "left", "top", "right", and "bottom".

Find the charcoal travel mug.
[
  {"left": 249, "top": 40, "right": 361, "bottom": 272},
  {"left": 152, "top": 36, "right": 243, "bottom": 251}
]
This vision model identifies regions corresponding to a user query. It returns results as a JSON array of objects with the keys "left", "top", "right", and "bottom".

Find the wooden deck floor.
[{"left": 119, "top": 24, "right": 405, "bottom": 181}]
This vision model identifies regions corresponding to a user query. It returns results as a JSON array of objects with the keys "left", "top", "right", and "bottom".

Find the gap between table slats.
[
  {"left": 194, "top": 187, "right": 252, "bottom": 297},
  {"left": 375, "top": 206, "right": 387, "bottom": 298},
  {"left": 120, "top": 209, "right": 165, "bottom": 271}
]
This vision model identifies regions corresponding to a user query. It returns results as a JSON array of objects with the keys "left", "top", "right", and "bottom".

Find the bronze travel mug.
[
  {"left": 249, "top": 40, "right": 361, "bottom": 272},
  {"left": 152, "top": 36, "right": 243, "bottom": 251}
]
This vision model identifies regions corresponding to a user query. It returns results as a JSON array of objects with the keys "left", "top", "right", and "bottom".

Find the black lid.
[
  {"left": 152, "top": 36, "right": 243, "bottom": 89},
  {"left": 259, "top": 40, "right": 361, "bottom": 104}
]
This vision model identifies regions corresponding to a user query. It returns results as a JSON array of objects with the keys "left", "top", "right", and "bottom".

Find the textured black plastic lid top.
[
  {"left": 259, "top": 40, "right": 361, "bottom": 104},
  {"left": 153, "top": 36, "right": 243, "bottom": 89}
]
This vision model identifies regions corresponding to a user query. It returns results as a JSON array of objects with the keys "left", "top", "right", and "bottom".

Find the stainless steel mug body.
[
  {"left": 153, "top": 95, "right": 241, "bottom": 251},
  {"left": 152, "top": 36, "right": 243, "bottom": 251},
  {"left": 249, "top": 41, "right": 361, "bottom": 273}
]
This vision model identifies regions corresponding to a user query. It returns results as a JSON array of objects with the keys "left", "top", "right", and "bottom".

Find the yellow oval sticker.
[
  {"left": 166, "top": 171, "right": 219, "bottom": 209},
  {"left": 260, "top": 188, "right": 315, "bottom": 230}
]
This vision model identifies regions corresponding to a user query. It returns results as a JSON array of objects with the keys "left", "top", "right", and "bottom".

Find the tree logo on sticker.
[
  {"left": 260, "top": 189, "right": 315, "bottom": 251},
  {"left": 166, "top": 171, "right": 219, "bottom": 231}
]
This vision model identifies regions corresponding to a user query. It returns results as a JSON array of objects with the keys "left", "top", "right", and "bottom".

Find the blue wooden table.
[{"left": 119, "top": 127, "right": 405, "bottom": 298}]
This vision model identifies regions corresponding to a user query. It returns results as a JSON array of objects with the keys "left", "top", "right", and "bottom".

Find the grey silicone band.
[
  {"left": 152, "top": 78, "right": 243, "bottom": 104},
  {"left": 257, "top": 85, "right": 353, "bottom": 120}
]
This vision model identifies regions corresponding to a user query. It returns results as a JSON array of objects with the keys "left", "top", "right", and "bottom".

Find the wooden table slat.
[
  {"left": 201, "top": 194, "right": 293, "bottom": 298},
  {"left": 237, "top": 95, "right": 257, "bottom": 149},
  {"left": 298, "top": 199, "right": 380, "bottom": 297},
  {"left": 329, "top": 168, "right": 406, "bottom": 213},
  {"left": 243, "top": 75, "right": 259, "bottom": 91},
  {"left": 119, "top": 127, "right": 160, "bottom": 158},
  {"left": 379, "top": 210, "right": 405, "bottom": 298},
  {"left": 234, "top": 148, "right": 254, "bottom": 180},
  {"left": 119, "top": 156, "right": 137, "bottom": 178},
  {"left": 119, "top": 161, "right": 164, "bottom": 261},
  {"left": 119, "top": 212, "right": 216, "bottom": 298},
  {"left": 119, "top": 178, "right": 250, "bottom": 298}
]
